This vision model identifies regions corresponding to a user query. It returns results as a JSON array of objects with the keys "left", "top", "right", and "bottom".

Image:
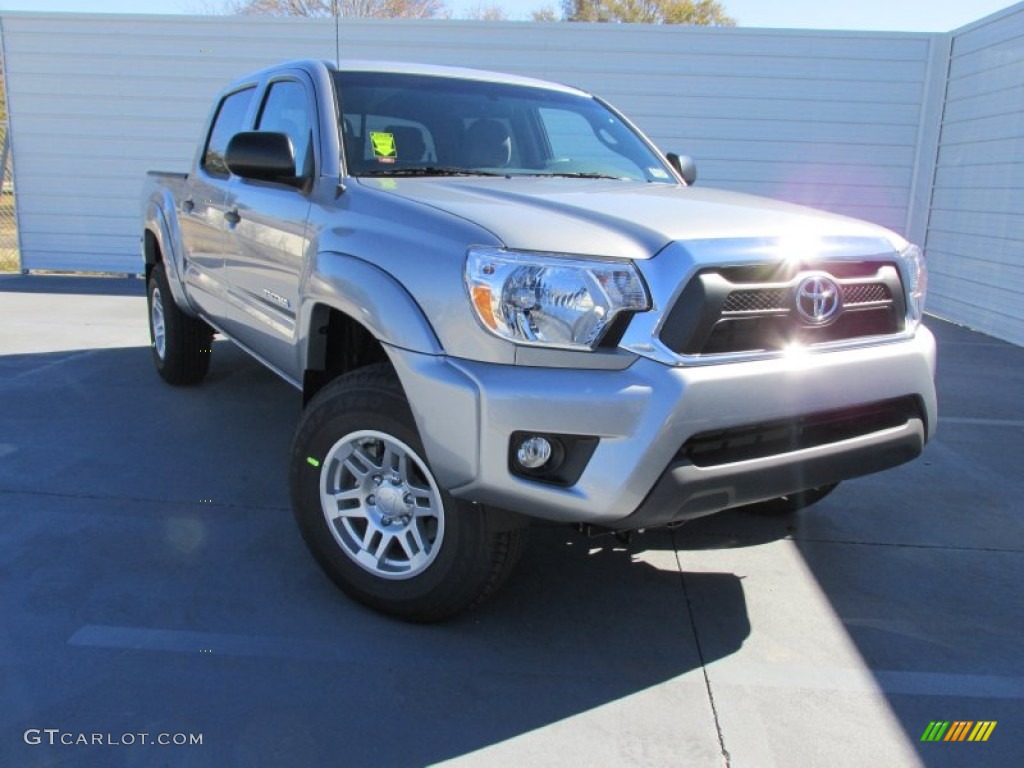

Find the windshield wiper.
[
  {"left": 360, "top": 166, "right": 506, "bottom": 178},
  {"left": 538, "top": 172, "right": 626, "bottom": 180}
]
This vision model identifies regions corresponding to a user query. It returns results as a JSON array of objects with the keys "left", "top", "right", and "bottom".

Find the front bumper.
[{"left": 388, "top": 327, "right": 937, "bottom": 528}]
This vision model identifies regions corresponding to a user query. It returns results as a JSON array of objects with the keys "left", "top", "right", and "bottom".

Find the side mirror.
[
  {"left": 225, "top": 131, "right": 300, "bottom": 186},
  {"left": 666, "top": 153, "right": 697, "bottom": 186}
]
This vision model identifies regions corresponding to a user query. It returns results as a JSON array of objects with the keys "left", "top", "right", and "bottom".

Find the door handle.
[
  {"left": 224, "top": 208, "right": 240, "bottom": 225},
  {"left": 181, "top": 198, "right": 195, "bottom": 214}
]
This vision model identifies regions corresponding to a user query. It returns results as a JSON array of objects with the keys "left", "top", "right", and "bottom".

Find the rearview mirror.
[
  {"left": 225, "top": 131, "right": 300, "bottom": 186},
  {"left": 666, "top": 153, "right": 697, "bottom": 186}
]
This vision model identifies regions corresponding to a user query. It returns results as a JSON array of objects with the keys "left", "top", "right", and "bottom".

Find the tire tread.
[
  {"left": 148, "top": 262, "right": 213, "bottom": 386},
  {"left": 291, "top": 363, "right": 526, "bottom": 623}
]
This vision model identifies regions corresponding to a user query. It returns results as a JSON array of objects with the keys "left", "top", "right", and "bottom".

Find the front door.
[{"left": 220, "top": 76, "right": 315, "bottom": 379}]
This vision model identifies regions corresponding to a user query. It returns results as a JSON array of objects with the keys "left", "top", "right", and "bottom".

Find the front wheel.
[{"left": 290, "top": 364, "right": 525, "bottom": 622}]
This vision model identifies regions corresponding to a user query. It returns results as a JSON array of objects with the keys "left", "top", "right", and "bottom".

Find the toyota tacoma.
[{"left": 141, "top": 60, "right": 936, "bottom": 621}]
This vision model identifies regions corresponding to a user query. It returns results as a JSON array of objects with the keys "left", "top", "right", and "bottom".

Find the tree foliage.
[
  {"left": 462, "top": 3, "right": 508, "bottom": 20},
  {"left": 560, "top": 0, "right": 735, "bottom": 25},
  {"left": 530, "top": 5, "right": 560, "bottom": 21},
  {"left": 230, "top": 0, "right": 444, "bottom": 18}
]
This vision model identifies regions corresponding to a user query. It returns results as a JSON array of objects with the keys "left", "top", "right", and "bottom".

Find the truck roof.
[{"left": 223, "top": 58, "right": 586, "bottom": 97}]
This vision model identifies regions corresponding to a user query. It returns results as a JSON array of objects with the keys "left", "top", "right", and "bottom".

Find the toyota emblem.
[{"left": 795, "top": 275, "right": 841, "bottom": 325}]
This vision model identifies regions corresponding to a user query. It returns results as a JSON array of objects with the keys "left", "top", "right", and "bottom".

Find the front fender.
[{"left": 301, "top": 251, "right": 443, "bottom": 367}]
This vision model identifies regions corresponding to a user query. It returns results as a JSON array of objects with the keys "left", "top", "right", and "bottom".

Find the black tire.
[
  {"left": 290, "top": 363, "right": 526, "bottom": 622},
  {"left": 147, "top": 262, "right": 213, "bottom": 386},
  {"left": 736, "top": 483, "right": 839, "bottom": 516}
]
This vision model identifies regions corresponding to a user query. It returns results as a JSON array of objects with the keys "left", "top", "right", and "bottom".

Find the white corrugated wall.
[
  {"left": 0, "top": 14, "right": 337, "bottom": 273},
  {"left": 925, "top": 3, "right": 1024, "bottom": 346},
  {"left": 0, "top": 13, "right": 935, "bottom": 275}
]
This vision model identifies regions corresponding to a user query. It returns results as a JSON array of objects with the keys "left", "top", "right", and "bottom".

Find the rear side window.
[
  {"left": 202, "top": 87, "right": 255, "bottom": 177},
  {"left": 256, "top": 80, "right": 314, "bottom": 177}
]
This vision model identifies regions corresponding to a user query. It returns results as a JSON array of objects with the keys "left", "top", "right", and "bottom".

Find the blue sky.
[{"left": 0, "top": 0, "right": 1014, "bottom": 32}]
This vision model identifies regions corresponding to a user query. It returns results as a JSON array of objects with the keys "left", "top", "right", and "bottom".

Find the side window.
[
  {"left": 202, "top": 87, "right": 255, "bottom": 177},
  {"left": 256, "top": 80, "right": 313, "bottom": 177}
]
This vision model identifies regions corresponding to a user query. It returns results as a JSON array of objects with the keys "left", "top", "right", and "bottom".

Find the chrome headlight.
[
  {"left": 465, "top": 247, "right": 650, "bottom": 350},
  {"left": 898, "top": 244, "right": 928, "bottom": 328}
]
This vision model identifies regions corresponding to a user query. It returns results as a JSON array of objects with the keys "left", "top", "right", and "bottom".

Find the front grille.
[
  {"left": 842, "top": 283, "right": 891, "bottom": 305},
  {"left": 680, "top": 396, "right": 923, "bottom": 468},
  {"left": 722, "top": 289, "right": 789, "bottom": 314},
  {"left": 721, "top": 283, "right": 892, "bottom": 316},
  {"left": 713, "top": 261, "right": 890, "bottom": 282},
  {"left": 701, "top": 309, "right": 899, "bottom": 355},
  {"left": 660, "top": 262, "right": 905, "bottom": 357}
]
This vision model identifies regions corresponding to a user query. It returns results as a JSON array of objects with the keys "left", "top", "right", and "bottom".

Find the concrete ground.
[{"left": 1, "top": 274, "right": 1021, "bottom": 768}]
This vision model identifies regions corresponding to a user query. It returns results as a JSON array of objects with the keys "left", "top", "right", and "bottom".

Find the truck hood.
[{"left": 358, "top": 176, "right": 904, "bottom": 260}]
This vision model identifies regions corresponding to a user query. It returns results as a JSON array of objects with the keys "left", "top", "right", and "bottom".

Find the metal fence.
[
  {"left": 0, "top": 129, "right": 19, "bottom": 273},
  {"left": 0, "top": 42, "right": 19, "bottom": 274}
]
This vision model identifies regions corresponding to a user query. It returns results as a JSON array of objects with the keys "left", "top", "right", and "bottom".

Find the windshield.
[{"left": 333, "top": 71, "right": 675, "bottom": 183}]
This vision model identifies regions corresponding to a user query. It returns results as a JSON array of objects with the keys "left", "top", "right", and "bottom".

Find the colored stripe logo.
[{"left": 920, "top": 721, "right": 996, "bottom": 742}]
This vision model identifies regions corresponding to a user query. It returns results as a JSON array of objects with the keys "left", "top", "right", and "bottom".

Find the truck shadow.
[
  {"left": 267, "top": 530, "right": 751, "bottom": 766},
  {"left": 0, "top": 341, "right": 750, "bottom": 766},
  {"left": 670, "top": 508, "right": 796, "bottom": 550}
]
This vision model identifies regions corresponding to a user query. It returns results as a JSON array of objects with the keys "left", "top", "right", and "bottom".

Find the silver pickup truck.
[{"left": 142, "top": 59, "right": 936, "bottom": 621}]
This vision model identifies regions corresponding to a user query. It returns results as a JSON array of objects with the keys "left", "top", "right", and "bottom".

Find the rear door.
[
  {"left": 179, "top": 85, "right": 256, "bottom": 318},
  {"left": 220, "top": 74, "right": 315, "bottom": 377}
]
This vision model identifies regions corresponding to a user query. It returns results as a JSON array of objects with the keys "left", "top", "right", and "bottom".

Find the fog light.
[
  {"left": 509, "top": 432, "right": 598, "bottom": 486},
  {"left": 516, "top": 436, "right": 552, "bottom": 469}
]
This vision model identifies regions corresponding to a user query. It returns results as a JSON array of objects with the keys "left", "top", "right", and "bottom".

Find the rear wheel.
[
  {"left": 736, "top": 483, "right": 839, "bottom": 516},
  {"left": 290, "top": 363, "right": 525, "bottom": 622},
  {"left": 147, "top": 262, "right": 213, "bottom": 385}
]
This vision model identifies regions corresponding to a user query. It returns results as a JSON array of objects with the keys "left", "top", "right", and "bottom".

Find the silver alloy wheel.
[
  {"left": 319, "top": 430, "right": 445, "bottom": 580},
  {"left": 151, "top": 285, "right": 166, "bottom": 360}
]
